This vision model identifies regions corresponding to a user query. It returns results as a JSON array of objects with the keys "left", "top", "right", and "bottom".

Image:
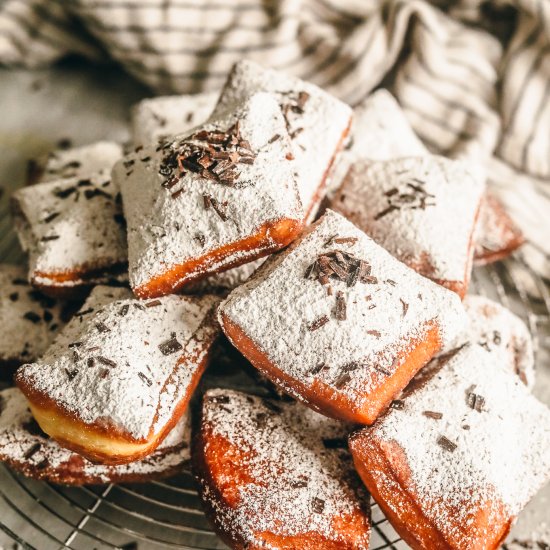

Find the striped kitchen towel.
[{"left": 0, "top": 0, "right": 549, "bottom": 278}]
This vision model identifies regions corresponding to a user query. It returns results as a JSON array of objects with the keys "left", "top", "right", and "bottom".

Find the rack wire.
[{"left": 0, "top": 253, "right": 548, "bottom": 550}]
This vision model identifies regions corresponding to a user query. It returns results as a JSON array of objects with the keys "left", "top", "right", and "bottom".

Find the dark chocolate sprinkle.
[
  {"left": 335, "top": 291, "right": 347, "bottom": 321},
  {"left": 95, "top": 322, "right": 110, "bottom": 333},
  {"left": 119, "top": 304, "right": 130, "bottom": 316},
  {"left": 138, "top": 372, "right": 152, "bottom": 386},
  {"left": 308, "top": 315, "right": 329, "bottom": 332},
  {"left": 96, "top": 356, "right": 117, "bottom": 368},
  {"left": 423, "top": 411, "right": 443, "bottom": 420},
  {"left": 437, "top": 435, "right": 457, "bottom": 452},
  {"left": 24, "top": 443, "right": 41, "bottom": 460},
  {"left": 23, "top": 311, "right": 41, "bottom": 323},
  {"left": 158, "top": 335, "right": 183, "bottom": 355},
  {"left": 311, "top": 497, "right": 325, "bottom": 513}
]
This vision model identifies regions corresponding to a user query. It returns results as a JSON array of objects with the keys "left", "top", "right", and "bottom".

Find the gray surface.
[{"left": 0, "top": 61, "right": 548, "bottom": 549}]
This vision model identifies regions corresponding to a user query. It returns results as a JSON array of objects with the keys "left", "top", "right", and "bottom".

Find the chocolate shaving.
[
  {"left": 160, "top": 121, "right": 256, "bottom": 189},
  {"left": 24, "top": 443, "right": 41, "bottom": 460},
  {"left": 23, "top": 312, "right": 41, "bottom": 323},
  {"left": 374, "top": 364, "right": 391, "bottom": 376},
  {"left": 95, "top": 322, "right": 110, "bottom": 333},
  {"left": 96, "top": 356, "right": 117, "bottom": 368},
  {"left": 335, "top": 291, "right": 347, "bottom": 321},
  {"left": 138, "top": 372, "right": 152, "bottom": 386},
  {"left": 158, "top": 335, "right": 183, "bottom": 355},
  {"left": 40, "top": 235, "right": 60, "bottom": 242},
  {"left": 306, "top": 251, "right": 375, "bottom": 290},
  {"left": 391, "top": 400, "right": 405, "bottom": 410},
  {"left": 423, "top": 411, "right": 443, "bottom": 420},
  {"left": 43, "top": 212, "right": 60, "bottom": 223},
  {"left": 308, "top": 315, "right": 329, "bottom": 332},
  {"left": 311, "top": 497, "right": 325, "bottom": 514},
  {"left": 9, "top": 292, "right": 18, "bottom": 301},
  {"left": 290, "top": 479, "right": 309, "bottom": 488},
  {"left": 400, "top": 298, "right": 409, "bottom": 317},
  {"left": 366, "top": 330, "right": 381, "bottom": 338},
  {"left": 87, "top": 357, "right": 95, "bottom": 368},
  {"left": 437, "top": 435, "right": 457, "bottom": 452},
  {"left": 145, "top": 300, "right": 162, "bottom": 308},
  {"left": 54, "top": 187, "right": 76, "bottom": 199},
  {"left": 65, "top": 368, "right": 78, "bottom": 381},
  {"left": 119, "top": 304, "right": 129, "bottom": 316},
  {"left": 309, "top": 363, "right": 327, "bottom": 377},
  {"left": 334, "top": 372, "right": 351, "bottom": 388},
  {"left": 467, "top": 392, "right": 485, "bottom": 412},
  {"left": 374, "top": 204, "right": 399, "bottom": 220}
]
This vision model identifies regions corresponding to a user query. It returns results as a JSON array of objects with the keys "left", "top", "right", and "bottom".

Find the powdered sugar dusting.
[
  {"left": 182, "top": 257, "right": 266, "bottom": 295},
  {"left": 220, "top": 210, "right": 466, "bottom": 414},
  {"left": 463, "top": 295, "right": 535, "bottom": 389},
  {"left": 197, "top": 389, "right": 370, "bottom": 546},
  {"left": 214, "top": 60, "right": 352, "bottom": 218},
  {"left": 131, "top": 92, "right": 219, "bottom": 147},
  {"left": 12, "top": 169, "right": 127, "bottom": 288},
  {"left": 33, "top": 141, "right": 123, "bottom": 183},
  {"left": 115, "top": 92, "right": 302, "bottom": 293},
  {"left": 16, "top": 286, "right": 220, "bottom": 440},
  {"left": 331, "top": 155, "right": 485, "bottom": 283},
  {"left": 0, "top": 387, "right": 190, "bottom": 484},
  {"left": 350, "top": 90, "right": 427, "bottom": 160},
  {"left": 363, "top": 343, "right": 550, "bottom": 543},
  {"left": 0, "top": 264, "right": 67, "bottom": 366}
]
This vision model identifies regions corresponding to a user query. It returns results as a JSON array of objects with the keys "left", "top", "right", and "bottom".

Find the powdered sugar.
[
  {"left": 0, "top": 387, "right": 190, "bottom": 484},
  {"left": 131, "top": 92, "right": 219, "bottom": 147},
  {"left": 115, "top": 92, "right": 302, "bottom": 294},
  {"left": 350, "top": 90, "right": 427, "bottom": 160},
  {"left": 331, "top": 155, "right": 485, "bottom": 284},
  {"left": 463, "top": 295, "right": 535, "bottom": 389},
  {"left": 360, "top": 343, "right": 550, "bottom": 543},
  {"left": 214, "top": 60, "right": 352, "bottom": 219},
  {"left": 16, "top": 286, "right": 220, "bottom": 440},
  {"left": 32, "top": 141, "right": 123, "bottom": 184},
  {"left": 197, "top": 389, "right": 370, "bottom": 546},
  {"left": 220, "top": 210, "right": 466, "bottom": 415},
  {"left": 0, "top": 264, "right": 67, "bottom": 366},
  {"left": 12, "top": 169, "right": 128, "bottom": 289},
  {"left": 183, "top": 257, "right": 265, "bottom": 295},
  {"left": 325, "top": 89, "right": 427, "bottom": 198}
]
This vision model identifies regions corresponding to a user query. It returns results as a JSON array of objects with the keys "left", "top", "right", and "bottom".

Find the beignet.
[
  {"left": 0, "top": 387, "right": 190, "bottom": 485},
  {"left": 194, "top": 389, "right": 371, "bottom": 549},
  {"left": 114, "top": 93, "right": 304, "bottom": 298},
  {"left": 214, "top": 60, "right": 352, "bottom": 221},
  {"left": 331, "top": 155, "right": 485, "bottom": 298},
  {"left": 349, "top": 343, "right": 550, "bottom": 550},
  {"left": 219, "top": 210, "right": 466, "bottom": 424},
  {"left": 15, "top": 286, "right": 219, "bottom": 464}
]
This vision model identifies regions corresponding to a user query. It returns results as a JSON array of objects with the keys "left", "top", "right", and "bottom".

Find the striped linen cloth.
[{"left": 0, "top": 0, "right": 549, "bottom": 278}]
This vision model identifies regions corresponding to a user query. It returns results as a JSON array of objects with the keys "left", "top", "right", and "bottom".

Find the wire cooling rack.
[{"left": 0, "top": 254, "right": 548, "bottom": 550}]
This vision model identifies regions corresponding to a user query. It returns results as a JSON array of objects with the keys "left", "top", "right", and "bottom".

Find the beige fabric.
[{"left": 0, "top": 0, "right": 549, "bottom": 276}]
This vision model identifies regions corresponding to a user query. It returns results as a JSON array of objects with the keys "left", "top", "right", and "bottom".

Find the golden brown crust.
[
  {"left": 474, "top": 194, "right": 525, "bottom": 266},
  {"left": 16, "top": 347, "right": 211, "bottom": 465},
  {"left": 220, "top": 312, "right": 442, "bottom": 424},
  {"left": 30, "top": 263, "right": 128, "bottom": 299},
  {"left": 134, "top": 218, "right": 303, "bottom": 299},
  {"left": 349, "top": 433, "right": 513, "bottom": 550},
  {"left": 192, "top": 392, "right": 371, "bottom": 549}
]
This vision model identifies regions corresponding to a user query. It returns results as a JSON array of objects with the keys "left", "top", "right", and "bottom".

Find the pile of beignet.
[{"left": 1, "top": 60, "right": 547, "bottom": 550}]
